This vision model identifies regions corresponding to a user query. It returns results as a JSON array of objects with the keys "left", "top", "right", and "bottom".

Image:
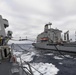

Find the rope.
[
  {"left": 22, "top": 59, "right": 44, "bottom": 75},
  {"left": 10, "top": 38, "right": 35, "bottom": 50},
  {"left": 48, "top": 38, "right": 75, "bottom": 59},
  {"left": 10, "top": 39, "right": 19, "bottom": 41},
  {"left": 11, "top": 38, "right": 36, "bottom": 42},
  {"left": 54, "top": 45, "right": 72, "bottom": 59},
  {"left": 10, "top": 38, "right": 36, "bottom": 53},
  {"left": 29, "top": 64, "right": 44, "bottom": 75},
  {"left": 16, "top": 44, "right": 29, "bottom": 52}
]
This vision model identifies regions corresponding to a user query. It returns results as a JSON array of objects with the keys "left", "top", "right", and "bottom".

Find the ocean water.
[{"left": 10, "top": 42, "right": 76, "bottom": 75}]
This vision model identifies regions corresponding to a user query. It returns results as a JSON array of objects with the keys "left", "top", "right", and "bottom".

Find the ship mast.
[{"left": 44, "top": 22, "right": 52, "bottom": 32}]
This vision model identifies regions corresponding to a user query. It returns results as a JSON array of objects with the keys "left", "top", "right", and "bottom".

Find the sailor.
[
  {"left": 3, "top": 36, "right": 9, "bottom": 45},
  {"left": 8, "top": 51, "right": 12, "bottom": 62},
  {"left": 1, "top": 36, "right": 8, "bottom": 46},
  {"left": 2, "top": 36, "right": 4, "bottom": 45},
  {"left": 2, "top": 36, "right": 7, "bottom": 45},
  {"left": 0, "top": 35, "right": 3, "bottom": 46}
]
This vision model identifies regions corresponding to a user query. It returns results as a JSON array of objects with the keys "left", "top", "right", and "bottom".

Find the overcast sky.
[{"left": 0, "top": 0, "right": 76, "bottom": 40}]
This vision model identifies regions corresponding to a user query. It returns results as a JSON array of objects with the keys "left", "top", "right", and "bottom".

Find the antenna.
[{"left": 48, "top": 22, "right": 52, "bottom": 25}]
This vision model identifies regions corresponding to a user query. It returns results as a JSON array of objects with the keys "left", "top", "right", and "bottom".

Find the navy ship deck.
[
  {"left": 0, "top": 58, "right": 33, "bottom": 75},
  {"left": 0, "top": 59, "right": 12, "bottom": 75}
]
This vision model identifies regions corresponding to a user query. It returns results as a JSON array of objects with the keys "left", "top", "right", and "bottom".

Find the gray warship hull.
[{"left": 32, "top": 42, "right": 76, "bottom": 53}]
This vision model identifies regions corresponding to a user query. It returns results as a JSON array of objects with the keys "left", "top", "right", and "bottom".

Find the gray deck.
[
  {"left": 0, "top": 59, "right": 20, "bottom": 75},
  {"left": 0, "top": 59, "right": 12, "bottom": 75},
  {"left": 0, "top": 59, "right": 28, "bottom": 75}
]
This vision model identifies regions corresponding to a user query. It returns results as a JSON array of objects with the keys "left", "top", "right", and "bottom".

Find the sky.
[{"left": 0, "top": 0, "right": 76, "bottom": 40}]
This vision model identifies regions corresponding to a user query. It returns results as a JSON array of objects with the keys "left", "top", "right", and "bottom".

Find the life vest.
[{"left": 0, "top": 37, "right": 2, "bottom": 42}]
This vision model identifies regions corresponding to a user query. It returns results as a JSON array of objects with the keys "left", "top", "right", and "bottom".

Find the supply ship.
[{"left": 32, "top": 23, "right": 76, "bottom": 53}]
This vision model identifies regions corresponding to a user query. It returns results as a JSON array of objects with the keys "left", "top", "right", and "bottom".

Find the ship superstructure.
[
  {"left": 37, "top": 23, "right": 62, "bottom": 43},
  {"left": 0, "top": 15, "right": 9, "bottom": 36},
  {"left": 0, "top": 15, "right": 12, "bottom": 60}
]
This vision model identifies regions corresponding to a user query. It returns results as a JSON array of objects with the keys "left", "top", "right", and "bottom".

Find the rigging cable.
[
  {"left": 22, "top": 59, "right": 44, "bottom": 75},
  {"left": 10, "top": 38, "right": 36, "bottom": 50},
  {"left": 11, "top": 43, "right": 44, "bottom": 75},
  {"left": 48, "top": 37, "right": 75, "bottom": 59},
  {"left": 16, "top": 44, "right": 29, "bottom": 52}
]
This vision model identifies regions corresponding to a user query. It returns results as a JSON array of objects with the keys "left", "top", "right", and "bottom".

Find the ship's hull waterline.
[{"left": 32, "top": 43, "right": 76, "bottom": 53}]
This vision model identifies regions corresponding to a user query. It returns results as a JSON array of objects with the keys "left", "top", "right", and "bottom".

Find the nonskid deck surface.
[
  {"left": 0, "top": 59, "right": 12, "bottom": 75},
  {"left": 0, "top": 59, "right": 20, "bottom": 75},
  {"left": 0, "top": 59, "right": 28, "bottom": 75}
]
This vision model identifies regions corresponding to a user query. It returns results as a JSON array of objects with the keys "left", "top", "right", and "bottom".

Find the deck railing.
[{"left": 11, "top": 43, "right": 44, "bottom": 75}]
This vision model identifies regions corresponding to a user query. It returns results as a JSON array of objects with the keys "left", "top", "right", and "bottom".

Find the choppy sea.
[{"left": 9, "top": 40, "right": 76, "bottom": 75}]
